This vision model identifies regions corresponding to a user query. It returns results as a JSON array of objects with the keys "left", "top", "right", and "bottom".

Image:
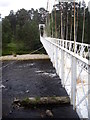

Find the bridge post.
[
  {"left": 55, "top": 41, "right": 58, "bottom": 72},
  {"left": 52, "top": 44, "right": 55, "bottom": 67},
  {"left": 71, "top": 56, "right": 77, "bottom": 110},
  {"left": 61, "top": 50, "right": 64, "bottom": 87}
]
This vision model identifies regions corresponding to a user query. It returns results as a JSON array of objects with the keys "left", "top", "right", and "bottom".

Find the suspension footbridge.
[{"left": 39, "top": 0, "right": 90, "bottom": 119}]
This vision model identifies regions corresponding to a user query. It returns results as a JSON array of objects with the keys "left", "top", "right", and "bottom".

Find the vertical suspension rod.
[
  {"left": 70, "top": 6, "right": 72, "bottom": 41},
  {"left": 54, "top": 0, "right": 57, "bottom": 38},
  {"left": 74, "top": 0, "right": 76, "bottom": 53},
  {"left": 82, "top": 6, "right": 85, "bottom": 43}
]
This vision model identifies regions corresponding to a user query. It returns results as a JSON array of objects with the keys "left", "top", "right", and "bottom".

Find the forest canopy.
[
  {"left": 46, "top": 1, "right": 89, "bottom": 44},
  {"left": 2, "top": 8, "right": 47, "bottom": 55},
  {"left": 2, "top": 1, "right": 90, "bottom": 55}
]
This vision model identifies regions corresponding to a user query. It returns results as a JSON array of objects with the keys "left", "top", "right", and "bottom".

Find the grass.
[
  {"left": 2, "top": 48, "right": 46, "bottom": 56},
  {"left": 2, "top": 50, "right": 30, "bottom": 56}
]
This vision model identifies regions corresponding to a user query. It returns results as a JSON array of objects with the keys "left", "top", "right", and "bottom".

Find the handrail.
[
  {"left": 44, "top": 37, "right": 90, "bottom": 65},
  {"left": 40, "top": 36, "right": 90, "bottom": 118}
]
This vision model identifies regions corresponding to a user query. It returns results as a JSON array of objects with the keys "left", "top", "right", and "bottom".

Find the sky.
[{"left": 0, "top": 0, "right": 90, "bottom": 18}]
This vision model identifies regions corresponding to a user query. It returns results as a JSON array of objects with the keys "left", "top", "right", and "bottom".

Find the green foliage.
[
  {"left": 7, "top": 42, "right": 17, "bottom": 51},
  {"left": 2, "top": 1, "right": 89, "bottom": 56},
  {"left": 46, "top": 1, "right": 89, "bottom": 43},
  {"left": 2, "top": 8, "right": 46, "bottom": 55}
]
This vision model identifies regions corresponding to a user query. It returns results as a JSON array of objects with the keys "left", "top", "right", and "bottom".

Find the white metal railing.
[{"left": 40, "top": 36, "right": 90, "bottom": 119}]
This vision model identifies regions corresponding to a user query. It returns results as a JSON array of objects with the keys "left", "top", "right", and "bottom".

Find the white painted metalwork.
[{"left": 40, "top": 36, "right": 90, "bottom": 118}]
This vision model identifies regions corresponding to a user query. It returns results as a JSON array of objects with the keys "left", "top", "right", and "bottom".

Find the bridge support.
[
  {"left": 71, "top": 56, "right": 77, "bottom": 110},
  {"left": 61, "top": 50, "right": 64, "bottom": 87}
]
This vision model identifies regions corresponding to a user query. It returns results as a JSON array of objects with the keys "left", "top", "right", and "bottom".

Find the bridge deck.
[{"left": 2, "top": 59, "right": 79, "bottom": 119}]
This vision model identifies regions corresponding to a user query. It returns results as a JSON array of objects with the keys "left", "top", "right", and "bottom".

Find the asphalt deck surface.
[{"left": 2, "top": 59, "right": 80, "bottom": 119}]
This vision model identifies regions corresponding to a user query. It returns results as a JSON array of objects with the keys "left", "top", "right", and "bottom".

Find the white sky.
[{"left": 0, "top": 0, "right": 89, "bottom": 18}]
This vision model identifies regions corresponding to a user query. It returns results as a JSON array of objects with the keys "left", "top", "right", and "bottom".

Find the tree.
[
  {"left": 2, "top": 18, "right": 12, "bottom": 49},
  {"left": 48, "top": 1, "right": 88, "bottom": 43},
  {"left": 38, "top": 7, "right": 48, "bottom": 24},
  {"left": 16, "top": 9, "right": 29, "bottom": 27},
  {"left": 21, "top": 21, "right": 40, "bottom": 51},
  {"left": 7, "top": 10, "right": 16, "bottom": 37}
]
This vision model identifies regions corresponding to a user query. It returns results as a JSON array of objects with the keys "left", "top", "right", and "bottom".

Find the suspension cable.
[
  {"left": 76, "top": 4, "right": 78, "bottom": 42},
  {"left": 46, "top": 0, "right": 51, "bottom": 37},
  {"left": 82, "top": 5, "right": 85, "bottom": 43},
  {"left": 58, "top": 1, "right": 61, "bottom": 39},
  {"left": 66, "top": 11, "right": 68, "bottom": 40},
  {"left": 61, "top": 6, "right": 63, "bottom": 39},
  {"left": 30, "top": 46, "right": 44, "bottom": 54},
  {"left": 74, "top": 0, "right": 76, "bottom": 53},
  {"left": 46, "top": 0, "right": 48, "bottom": 26},
  {"left": 70, "top": 5, "right": 72, "bottom": 41},
  {"left": 51, "top": 10, "right": 53, "bottom": 37},
  {"left": 51, "top": 0, "right": 53, "bottom": 37},
  {"left": 54, "top": 0, "right": 57, "bottom": 38},
  {"left": 46, "top": 0, "right": 49, "bottom": 36}
]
